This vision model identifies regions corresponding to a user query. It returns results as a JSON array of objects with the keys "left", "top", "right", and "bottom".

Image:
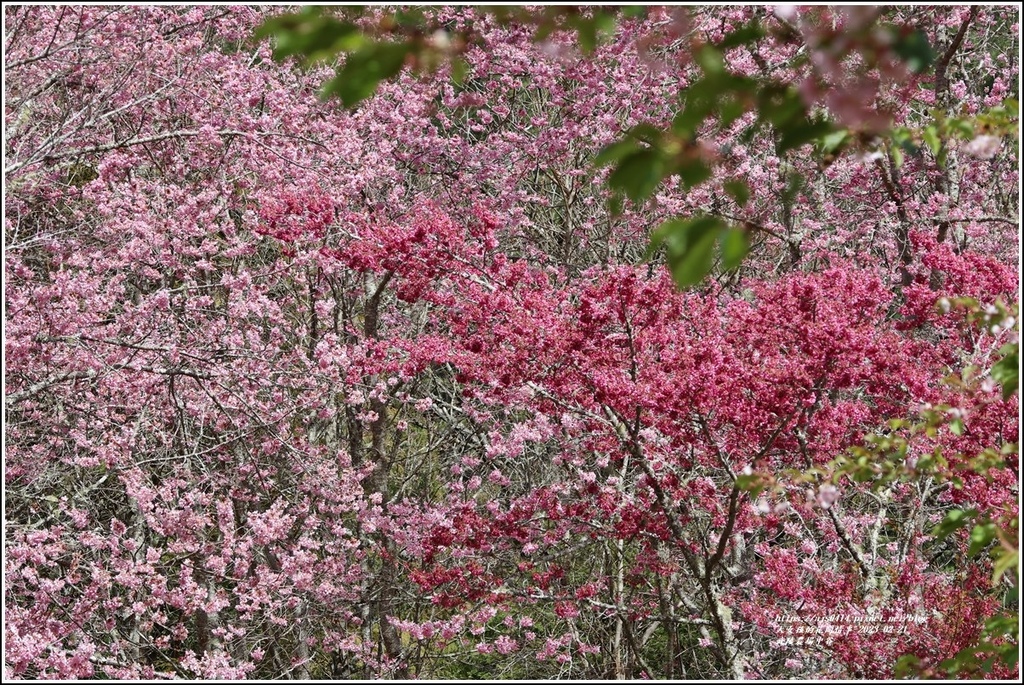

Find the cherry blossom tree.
[{"left": 4, "top": 5, "right": 1018, "bottom": 680}]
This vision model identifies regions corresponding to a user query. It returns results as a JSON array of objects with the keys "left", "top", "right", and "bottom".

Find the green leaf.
[
  {"left": 986, "top": 613, "right": 1018, "bottom": 634},
  {"left": 781, "top": 172, "right": 805, "bottom": 206},
  {"left": 894, "top": 654, "right": 922, "bottom": 678},
  {"left": 719, "top": 93, "right": 748, "bottom": 127},
  {"left": 890, "top": 145, "right": 905, "bottom": 169},
  {"left": 675, "top": 76, "right": 738, "bottom": 137},
  {"left": 608, "top": 149, "right": 666, "bottom": 202},
  {"left": 990, "top": 343, "right": 1018, "bottom": 400},
  {"left": 891, "top": 27, "right": 935, "bottom": 75},
  {"left": 671, "top": 219, "right": 721, "bottom": 288},
  {"left": 673, "top": 103, "right": 711, "bottom": 138},
  {"left": 594, "top": 140, "right": 640, "bottom": 168},
  {"left": 733, "top": 471, "right": 769, "bottom": 497},
  {"left": 676, "top": 159, "right": 711, "bottom": 190},
  {"left": 323, "top": 41, "right": 412, "bottom": 106},
  {"left": 949, "top": 417, "right": 964, "bottom": 436},
  {"left": 891, "top": 126, "right": 919, "bottom": 154},
  {"left": 819, "top": 129, "right": 851, "bottom": 155},
  {"left": 968, "top": 522, "right": 997, "bottom": 557},
  {"left": 608, "top": 194, "right": 624, "bottom": 219},
  {"left": 627, "top": 123, "right": 665, "bottom": 145},
  {"left": 932, "top": 508, "right": 976, "bottom": 541},
  {"left": 923, "top": 125, "right": 942, "bottom": 158},
  {"left": 719, "top": 227, "right": 749, "bottom": 270},
  {"left": 738, "top": 120, "right": 763, "bottom": 144},
  {"left": 696, "top": 45, "right": 725, "bottom": 75},
  {"left": 777, "top": 118, "right": 834, "bottom": 153},
  {"left": 757, "top": 84, "right": 805, "bottom": 126},
  {"left": 451, "top": 57, "right": 470, "bottom": 85},
  {"left": 571, "top": 12, "right": 617, "bottom": 54},
  {"left": 948, "top": 117, "right": 976, "bottom": 138},
  {"left": 256, "top": 10, "right": 362, "bottom": 65},
  {"left": 718, "top": 21, "right": 765, "bottom": 51},
  {"left": 652, "top": 216, "right": 738, "bottom": 288},
  {"left": 393, "top": 7, "right": 425, "bottom": 28},
  {"left": 992, "top": 549, "right": 1018, "bottom": 585},
  {"left": 621, "top": 6, "right": 648, "bottom": 19},
  {"left": 594, "top": 13, "right": 618, "bottom": 38},
  {"left": 724, "top": 179, "right": 750, "bottom": 208},
  {"left": 533, "top": 19, "right": 555, "bottom": 43},
  {"left": 574, "top": 18, "right": 599, "bottom": 54},
  {"left": 734, "top": 473, "right": 761, "bottom": 491},
  {"left": 649, "top": 218, "right": 683, "bottom": 256}
]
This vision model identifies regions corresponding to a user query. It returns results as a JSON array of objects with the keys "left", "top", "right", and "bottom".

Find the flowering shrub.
[{"left": 4, "top": 5, "right": 1018, "bottom": 680}]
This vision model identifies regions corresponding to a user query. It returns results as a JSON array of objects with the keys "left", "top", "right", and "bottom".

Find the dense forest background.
[{"left": 4, "top": 5, "right": 1019, "bottom": 680}]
